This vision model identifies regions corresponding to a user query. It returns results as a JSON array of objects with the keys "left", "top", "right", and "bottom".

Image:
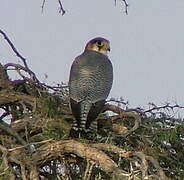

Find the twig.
[
  {"left": 0, "top": 29, "right": 39, "bottom": 83},
  {"left": 144, "top": 103, "right": 184, "bottom": 114},
  {"left": 58, "top": 0, "right": 66, "bottom": 15},
  {"left": 107, "top": 98, "right": 128, "bottom": 106},
  {"left": 122, "top": 0, "right": 129, "bottom": 15},
  {"left": 5, "top": 62, "right": 39, "bottom": 83},
  {"left": 83, "top": 160, "right": 95, "bottom": 180},
  {"left": 114, "top": 0, "right": 129, "bottom": 15},
  {"left": 41, "top": 0, "right": 46, "bottom": 13},
  {"left": 0, "top": 29, "right": 28, "bottom": 69}
]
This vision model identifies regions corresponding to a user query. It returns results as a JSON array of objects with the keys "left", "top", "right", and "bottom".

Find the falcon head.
[{"left": 85, "top": 37, "right": 110, "bottom": 55}]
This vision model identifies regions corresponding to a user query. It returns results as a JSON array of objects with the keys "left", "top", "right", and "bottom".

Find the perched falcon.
[{"left": 69, "top": 37, "right": 113, "bottom": 137}]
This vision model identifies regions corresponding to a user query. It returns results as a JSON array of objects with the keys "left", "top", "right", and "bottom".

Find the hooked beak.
[{"left": 107, "top": 44, "right": 111, "bottom": 52}]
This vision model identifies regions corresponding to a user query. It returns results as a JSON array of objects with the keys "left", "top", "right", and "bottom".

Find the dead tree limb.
[
  {"left": 0, "top": 29, "right": 39, "bottom": 83},
  {"left": 104, "top": 104, "right": 141, "bottom": 137},
  {"left": 31, "top": 140, "right": 125, "bottom": 175},
  {"left": 90, "top": 143, "right": 132, "bottom": 158}
]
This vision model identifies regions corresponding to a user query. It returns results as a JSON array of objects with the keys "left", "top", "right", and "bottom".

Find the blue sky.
[{"left": 0, "top": 0, "right": 184, "bottom": 111}]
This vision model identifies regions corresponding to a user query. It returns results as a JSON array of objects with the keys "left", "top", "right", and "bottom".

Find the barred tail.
[
  {"left": 80, "top": 102, "right": 91, "bottom": 129},
  {"left": 89, "top": 120, "right": 98, "bottom": 132},
  {"left": 72, "top": 119, "right": 78, "bottom": 130}
]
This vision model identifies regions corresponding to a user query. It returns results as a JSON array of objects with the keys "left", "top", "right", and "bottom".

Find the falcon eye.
[{"left": 96, "top": 41, "right": 103, "bottom": 47}]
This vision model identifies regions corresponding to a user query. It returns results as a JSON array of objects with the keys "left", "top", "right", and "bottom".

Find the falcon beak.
[{"left": 107, "top": 46, "right": 110, "bottom": 52}]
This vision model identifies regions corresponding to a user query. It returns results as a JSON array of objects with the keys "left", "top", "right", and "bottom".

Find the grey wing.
[
  {"left": 92, "top": 58, "right": 113, "bottom": 102},
  {"left": 69, "top": 52, "right": 113, "bottom": 103},
  {"left": 69, "top": 56, "right": 90, "bottom": 102}
]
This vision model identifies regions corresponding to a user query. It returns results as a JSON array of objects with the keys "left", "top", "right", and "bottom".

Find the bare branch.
[
  {"left": 0, "top": 29, "right": 39, "bottom": 83},
  {"left": 41, "top": 0, "right": 46, "bottom": 13},
  {"left": 144, "top": 103, "right": 184, "bottom": 114},
  {"left": 0, "top": 29, "right": 28, "bottom": 69},
  {"left": 58, "top": 0, "right": 66, "bottom": 15},
  {"left": 122, "top": 0, "right": 129, "bottom": 15},
  {"left": 4, "top": 63, "right": 38, "bottom": 82},
  {"left": 114, "top": 0, "right": 129, "bottom": 15},
  {"left": 104, "top": 104, "right": 141, "bottom": 137}
]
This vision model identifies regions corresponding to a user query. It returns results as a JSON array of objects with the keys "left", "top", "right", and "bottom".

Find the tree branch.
[
  {"left": 58, "top": 0, "right": 66, "bottom": 15},
  {"left": 0, "top": 29, "right": 28, "bottom": 69},
  {"left": 90, "top": 143, "right": 132, "bottom": 158},
  {"left": 104, "top": 104, "right": 141, "bottom": 137},
  {"left": 0, "top": 29, "right": 39, "bottom": 84},
  {"left": 31, "top": 140, "right": 129, "bottom": 177},
  {"left": 41, "top": 0, "right": 46, "bottom": 13}
]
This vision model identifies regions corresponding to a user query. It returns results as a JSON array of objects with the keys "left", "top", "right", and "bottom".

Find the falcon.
[{"left": 69, "top": 37, "right": 113, "bottom": 136}]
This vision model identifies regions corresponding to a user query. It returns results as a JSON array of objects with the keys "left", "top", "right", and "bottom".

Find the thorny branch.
[
  {"left": 115, "top": 0, "right": 129, "bottom": 15},
  {"left": 145, "top": 103, "right": 184, "bottom": 114},
  {"left": 107, "top": 98, "right": 184, "bottom": 118},
  {"left": 58, "top": 0, "right": 66, "bottom": 15},
  {"left": 41, "top": 0, "right": 66, "bottom": 15},
  {"left": 41, "top": 0, "right": 130, "bottom": 16},
  {"left": 104, "top": 101, "right": 184, "bottom": 137},
  {"left": 0, "top": 28, "right": 67, "bottom": 92}
]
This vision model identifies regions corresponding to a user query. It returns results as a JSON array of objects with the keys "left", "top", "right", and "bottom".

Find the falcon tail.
[{"left": 69, "top": 98, "right": 105, "bottom": 138}]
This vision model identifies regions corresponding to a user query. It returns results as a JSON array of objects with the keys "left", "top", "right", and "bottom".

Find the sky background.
[{"left": 0, "top": 0, "right": 184, "bottom": 112}]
